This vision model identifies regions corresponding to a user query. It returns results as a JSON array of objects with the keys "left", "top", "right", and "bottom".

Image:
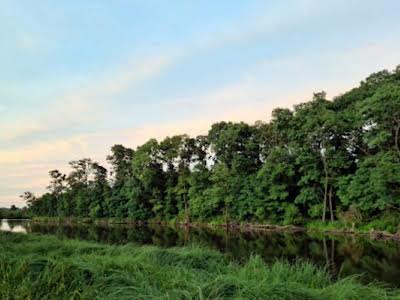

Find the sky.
[{"left": 1, "top": 0, "right": 400, "bottom": 207}]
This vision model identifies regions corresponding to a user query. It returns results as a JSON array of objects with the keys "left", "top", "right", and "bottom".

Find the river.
[{"left": 1, "top": 218, "right": 400, "bottom": 286}]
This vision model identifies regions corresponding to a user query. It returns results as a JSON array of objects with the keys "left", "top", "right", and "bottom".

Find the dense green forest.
[{"left": 23, "top": 67, "right": 400, "bottom": 227}]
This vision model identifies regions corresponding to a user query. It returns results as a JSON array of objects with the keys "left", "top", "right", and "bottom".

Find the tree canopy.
[{"left": 24, "top": 67, "right": 400, "bottom": 225}]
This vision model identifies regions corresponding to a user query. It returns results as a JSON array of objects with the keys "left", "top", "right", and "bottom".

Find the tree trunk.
[
  {"left": 184, "top": 193, "right": 189, "bottom": 225},
  {"left": 224, "top": 181, "right": 229, "bottom": 227},
  {"left": 182, "top": 181, "right": 190, "bottom": 225},
  {"left": 328, "top": 185, "right": 334, "bottom": 221},
  {"left": 395, "top": 123, "right": 400, "bottom": 159},
  {"left": 356, "top": 144, "right": 370, "bottom": 156},
  {"left": 225, "top": 206, "right": 229, "bottom": 227},
  {"left": 322, "top": 155, "right": 328, "bottom": 222},
  {"left": 183, "top": 225, "right": 189, "bottom": 245}
]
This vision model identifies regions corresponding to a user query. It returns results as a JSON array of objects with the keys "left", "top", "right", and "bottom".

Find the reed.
[{"left": 0, "top": 231, "right": 398, "bottom": 299}]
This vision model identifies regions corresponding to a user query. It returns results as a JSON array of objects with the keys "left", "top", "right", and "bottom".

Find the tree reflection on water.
[{"left": 1, "top": 219, "right": 400, "bottom": 286}]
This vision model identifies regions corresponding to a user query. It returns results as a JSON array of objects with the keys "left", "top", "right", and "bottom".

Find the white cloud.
[
  {"left": 2, "top": 1, "right": 400, "bottom": 207},
  {"left": 0, "top": 52, "right": 178, "bottom": 142},
  {"left": 164, "top": 39, "right": 400, "bottom": 115},
  {"left": 0, "top": 0, "right": 358, "bottom": 144},
  {"left": 16, "top": 30, "right": 38, "bottom": 51}
]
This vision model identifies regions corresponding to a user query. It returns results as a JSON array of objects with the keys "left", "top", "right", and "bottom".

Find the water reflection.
[
  {"left": 0, "top": 219, "right": 29, "bottom": 233},
  {"left": 1, "top": 219, "right": 400, "bottom": 286}
]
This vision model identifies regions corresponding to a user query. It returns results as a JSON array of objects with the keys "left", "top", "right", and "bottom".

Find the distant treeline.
[
  {"left": 0, "top": 206, "right": 29, "bottom": 219},
  {"left": 23, "top": 67, "right": 400, "bottom": 225}
]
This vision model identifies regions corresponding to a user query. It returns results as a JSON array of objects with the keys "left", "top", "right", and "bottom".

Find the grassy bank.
[{"left": 1, "top": 231, "right": 399, "bottom": 299}]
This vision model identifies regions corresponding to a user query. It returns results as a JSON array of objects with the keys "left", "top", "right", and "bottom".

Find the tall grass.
[{"left": 0, "top": 231, "right": 398, "bottom": 299}]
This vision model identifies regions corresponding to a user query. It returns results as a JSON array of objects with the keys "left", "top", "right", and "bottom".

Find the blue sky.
[{"left": 1, "top": 0, "right": 400, "bottom": 207}]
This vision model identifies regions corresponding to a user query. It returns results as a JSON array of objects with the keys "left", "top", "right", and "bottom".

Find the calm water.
[{"left": 2, "top": 219, "right": 400, "bottom": 286}]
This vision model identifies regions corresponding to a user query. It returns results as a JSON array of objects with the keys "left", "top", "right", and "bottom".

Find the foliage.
[
  {"left": 24, "top": 67, "right": 400, "bottom": 227},
  {"left": 359, "top": 211, "right": 400, "bottom": 234},
  {"left": 0, "top": 206, "right": 29, "bottom": 219}
]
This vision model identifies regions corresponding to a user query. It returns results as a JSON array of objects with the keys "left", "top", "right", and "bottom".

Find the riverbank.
[
  {"left": 30, "top": 216, "right": 400, "bottom": 242},
  {"left": 1, "top": 231, "right": 399, "bottom": 299}
]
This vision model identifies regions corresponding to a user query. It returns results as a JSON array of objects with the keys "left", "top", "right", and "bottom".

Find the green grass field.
[{"left": 0, "top": 231, "right": 399, "bottom": 300}]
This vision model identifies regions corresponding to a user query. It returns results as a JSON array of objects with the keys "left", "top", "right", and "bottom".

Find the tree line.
[
  {"left": 23, "top": 67, "right": 400, "bottom": 225},
  {"left": 0, "top": 206, "right": 28, "bottom": 219}
]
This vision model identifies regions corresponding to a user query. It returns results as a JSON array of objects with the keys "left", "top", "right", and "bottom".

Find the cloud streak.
[
  {"left": 0, "top": 52, "right": 178, "bottom": 142},
  {"left": 1, "top": 1, "right": 400, "bottom": 207}
]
